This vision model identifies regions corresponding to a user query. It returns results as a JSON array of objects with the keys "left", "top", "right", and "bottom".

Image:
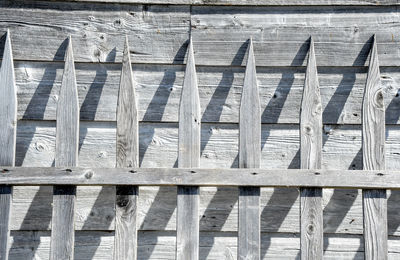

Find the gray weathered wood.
[
  {"left": 115, "top": 36, "right": 138, "bottom": 260},
  {"left": 12, "top": 62, "right": 400, "bottom": 125},
  {"left": 62, "top": 0, "right": 400, "bottom": 5},
  {"left": 8, "top": 230, "right": 400, "bottom": 260},
  {"left": 0, "top": 2, "right": 190, "bottom": 64},
  {"left": 176, "top": 38, "right": 200, "bottom": 260},
  {"left": 3, "top": 167, "right": 400, "bottom": 189},
  {"left": 299, "top": 37, "right": 323, "bottom": 260},
  {"left": 0, "top": 30, "right": 16, "bottom": 260},
  {"left": 362, "top": 35, "right": 388, "bottom": 260},
  {"left": 1, "top": 4, "right": 400, "bottom": 66},
  {"left": 50, "top": 36, "right": 79, "bottom": 260},
  {"left": 238, "top": 39, "right": 260, "bottom": 260}
]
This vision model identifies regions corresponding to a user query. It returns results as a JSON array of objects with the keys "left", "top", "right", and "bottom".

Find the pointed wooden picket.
[
  {"left": 238, "top": 38, "right": 261, "bottom": 260},
  {"left": 299, "top": 37, "right": 323, "bottom": 259},
  {"left": 176, "top": 38, "right": 200, "bottom": 260},
  {"left": 50, "top": 36, "right": 79, "bottom": 260},
  {"left": 114, "top": 36, "right": 139, "bottom": 260},
  {"left": 362, "top": 35, "right": 387, "bottom": 260},
  {"left": 0, "top": 29, "right": 16, "bottom": 260}
]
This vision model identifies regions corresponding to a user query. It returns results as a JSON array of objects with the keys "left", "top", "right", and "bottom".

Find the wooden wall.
[{"left": 2, "top": 0, "right": 400, "bottom": 259}]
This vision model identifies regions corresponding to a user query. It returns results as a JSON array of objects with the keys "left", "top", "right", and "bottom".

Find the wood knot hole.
[
  {"left": 129, "top": 170, "right": 137, "bottom": 173},
  {"left": 252, "top": 172, "right": 257, "bottom": 175},
  {"left": 85, "top": 171, "right": 94, "bottom": 179},
  {"left": 65, "top": 169, "right": 72, "bottom": 173},
  {"left": 2, "top": 169, "right": 9, "bottom": 173},
  {"left": 376, "top": 172, "right": 384, "bottom": 176},
  {"left": 314, "top": 172, "right": 320, "bottom": 175},
  {"left": 307, "top": 224, "right": 315, "bottom": 233},
  {"left": 191, "top": 170, "right": 196, "bottom": 173}
]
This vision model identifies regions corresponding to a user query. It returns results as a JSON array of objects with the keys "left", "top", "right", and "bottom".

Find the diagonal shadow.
[
  {"left": 77, "top": 49, "right": 116, "bottom": 260},
  {"left": 260, "top": 39, "right": 309, "bottom": 258},
  {"left": 200, "top": 41, "right": 248, "bottom": 260},
  {"left": 322, "top": 38, "right": 372, "bottom": 255},
  {"left": 9, "top": 38, "right": 68, "bottom": 257},
  {"left": 384, "top": 67, "right": 400, "bottom": 236},
  {"left": 138, "top": 41, "right": 188, "bottom": 259}
]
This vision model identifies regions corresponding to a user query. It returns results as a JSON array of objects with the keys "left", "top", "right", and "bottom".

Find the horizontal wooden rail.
[{"left": 0, "top": 167, "right": 399, "bottom": 188}]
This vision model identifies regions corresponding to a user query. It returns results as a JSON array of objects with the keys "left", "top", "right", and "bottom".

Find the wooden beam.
[
  {"left": 50, "top": 36, "right": 79, "bottom": 260},
  {"left": 238, "top": 38, "right": 261, "bottom": 260},
  {"left": 300, "top": 37, "right": 323, "bottom": 259},
  {"left": 0, "top": 29, "right": 16, "bottom": 260},
  {"left": 362, "top": 35, "right": 387, "bottom": 260},
  {"left": 114, "top": 36, "right": 139, "bottom": 260},
  {"left": 176, "top": 38, "right": 200, "bottom": 260},
  {"left": 1, "top": 167, "right": 400, "bottom": 188}
]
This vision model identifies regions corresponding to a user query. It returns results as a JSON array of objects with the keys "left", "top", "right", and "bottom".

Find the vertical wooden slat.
[
  {"left": 176, "top": 38, "right": 200, "bottom": 260},
  {"left": 114, "top": 36, "right": 138, "bottom": 260},
  {"left": 299, "top": 37, "right": 323, "bottom": 259},
  {"left": 362, "top": 35, "right": 387, "bottom": 260},
  {"left": 238, "top": 38, "right": 261, "bottom": 260},
  {"left": 50, "top": 36, "right": 79, "bottom": 260},
  {"left": 0, "top": 30, "right": 16, "bottom": 260}
]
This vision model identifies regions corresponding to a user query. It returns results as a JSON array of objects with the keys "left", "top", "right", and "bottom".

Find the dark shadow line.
[
  {"left": 200, "top": 41, "right": 248, "bottom": 260},
  {"left": 260, "top": 39, "right": 309, "bottom": 258},
  {"left": 138, "top": 41, "right": 188, "bottom": 259},
  {"left": 76, "top": 48, "right": 116, "bottom": 260},
  {"left": 9, "top": 38, "right": 68, "bottom": 257}
]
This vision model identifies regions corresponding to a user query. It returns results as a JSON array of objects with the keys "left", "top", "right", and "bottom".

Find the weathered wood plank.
[
  {"left": 190, "top": 6, "right": 400, "bottom": 67},
  {"left": 8, "top": 122, "right": 400, "bottom": 233},
  {"left": 114, "top": 36, "right": 138, "bottom": 260},
  {"left": 4, "top": 167, "right": 400, "bottom": 188},
  {"left": 0, "top": 3, "right": 190, "bottom": 64},
  {"left": 1, "top": 5, "right": 400, "bottom": 65},
  {"left": 362, "top": 35, "right": 388, "bottom": 260},
  {"left": 7, "top": 231, "right": 400, "bottom": 260},
  {"left": 299, "top": 37, "right": 323, "bottom": 259},
  {"left": 0, "top": 29, "right": 16, "bottom": 260},
  {"left": 13, "top": 61, "right": 400, "bottom": 125},
  {"left": 238, "top": 39, "right": 260, "bottom": 260},
  {"left": 177, "top": 38, "right": 200, "bottom": 260},
  {"left": 59, "top": 0, "right": 400, "bottom": 5},
  {"left": 50, "top": 36, "right": 79, "bottom": 260}
]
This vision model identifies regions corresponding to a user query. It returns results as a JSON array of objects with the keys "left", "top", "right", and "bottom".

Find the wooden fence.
[{"left": 0, "top": 29, "right": 392, "bottom": 260}]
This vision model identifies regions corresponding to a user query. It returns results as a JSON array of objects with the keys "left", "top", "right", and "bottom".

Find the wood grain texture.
[
  {"left": 51, "top": 36, "right": 79, "bottom": 260},
  {"left": 177, "top": 38, "right": 200, "bottom": 260},
  {"left": 0, "top": 30, "right": 16, "bottom": 260},
  {"left": 191, "top": 5, "right": 400, "bottom": 67},
  {"left": 12, "top": 62, "right": 400, "bottom": 125},
  {"left": 300, "top": 37, "right": 323, "bottom": 260},
  {"left": 115, "top": 37, "right": 138, "bottom": 260},
  {"left": 0, "top": 2, "right": 190, "bottom": 64},
  {"left": 238, "top": 39, "right": 261, "bottom": 260},
  {"left": 5, "top": 167, "right": 400, "bottom": 188},
  {"left": 1, "top": 5, "right": 400, "bottom": 66},
  {"left": 62, "top": 0, "right": 400, "bottom": 5},
  {"left": 362, "top": 35, "right": 388, "bottom": 260},
  {"left": 8, "top": 231, "right": 400, "bottom": 260}
]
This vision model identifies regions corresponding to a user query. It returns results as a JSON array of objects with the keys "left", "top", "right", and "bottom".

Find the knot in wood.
[
  {"left": 307, "top": 224, "right": 315, "bottom": 234},
  {"left": 116, "top": 196, "right": 130, "bottom": 208},
  {"left": 304, "top": 125, "right": 313, "bottom": 135},
  {"left": 374, "top": 90, "right": 384, "bottom": 109},
  {"left": 84, "top": 170, "right": 94, "bottom": 179}
]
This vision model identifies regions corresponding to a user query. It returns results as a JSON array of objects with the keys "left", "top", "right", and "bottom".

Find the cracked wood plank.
[
  {"left": 362, "top": 35, "right": 387, "bottom": 260},
  {"left": 50, "top": 36, "right": 79, "bottom": 260},
  {"left": 176, "top": 38, "right": 200, "bottom": 260},
  {"left": 300, "top": 37, "right": 323, "bottom": 259},
  {"left": 0, "top": 29, "right": 16, "bottom": 260},
  {"left": 114, "top": 36, "right": 139, "bottom": 260},
  {"left": 238, "top": 39, "right": 261, "bottom": 260}
]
